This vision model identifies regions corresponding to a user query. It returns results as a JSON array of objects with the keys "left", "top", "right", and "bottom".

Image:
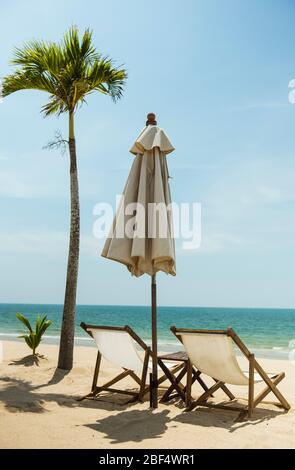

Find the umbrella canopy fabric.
[{"left": 101, "top": 124, "right": 176, "bottom": 277}]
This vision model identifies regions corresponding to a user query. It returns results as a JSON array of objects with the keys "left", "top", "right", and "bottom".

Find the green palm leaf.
[
  {"left": 2, "top": 26, "right": 127, "bottom": 115},
  {"left": 16, "top": 313, "right": 33, "bottom": 333},
  {"left": 16, "top": 313, "right": 52, "bottom": 355}
]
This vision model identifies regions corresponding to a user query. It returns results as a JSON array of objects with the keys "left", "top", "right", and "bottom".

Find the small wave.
[
  {"left": 44, "top": 334, "right": 92, "bottom": 342},
  {"left": 73, "top": 336, "right": 92, "bottom": 342},
  {"left": 0, "top": 333, "right": 20, "bottom": 338},
  {"left": 0, "top": 332, "right": 92, "bottom": 342}
]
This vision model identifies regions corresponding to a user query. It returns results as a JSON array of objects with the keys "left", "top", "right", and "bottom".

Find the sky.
[{"left": 0, "top": 0, "right": 295, "bottom": 308}]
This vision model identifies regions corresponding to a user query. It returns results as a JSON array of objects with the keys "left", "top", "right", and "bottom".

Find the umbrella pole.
[
  {"left": 150, "top": 273, "right": 158, "bottom": 408},
  {"left": 146, "top": 113, "right": 159, "bottom": 409}
]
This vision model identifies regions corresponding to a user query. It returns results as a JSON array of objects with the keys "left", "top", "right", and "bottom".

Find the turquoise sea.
[{"left": 1, "top": 303, "right": 295, "bottom": 359}]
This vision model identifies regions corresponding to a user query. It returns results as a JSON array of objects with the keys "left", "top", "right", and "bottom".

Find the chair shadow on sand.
[
  {"left": 0, "top": 374, "right": 286, "bottom": 436},
  {"left": 83, "top": 409, "right": 172, "bottom": 443},
  {"left": 172, "top": 400, "right": 287, "bottom": 432},
  {"left": 81, "top": 394, "right": 286, "bottom": 443}
]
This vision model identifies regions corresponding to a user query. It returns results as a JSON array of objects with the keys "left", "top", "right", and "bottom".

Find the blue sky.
[{"left": 0, "top": 0, "right": 295, "bottom": 308}]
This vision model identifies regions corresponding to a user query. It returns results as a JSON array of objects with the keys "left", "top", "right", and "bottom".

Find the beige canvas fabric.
[{"left": 101, "top": 125, "right": 176, "bottom": 277}]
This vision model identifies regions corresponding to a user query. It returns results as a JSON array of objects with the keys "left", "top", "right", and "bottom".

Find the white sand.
[{"left": 0, "top": 340, "right": 294, "bottom": 449}]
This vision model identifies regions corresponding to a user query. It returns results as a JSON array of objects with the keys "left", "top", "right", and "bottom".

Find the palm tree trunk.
[{"left": 58, "top": 112, "right": 80, "bottom": 370}]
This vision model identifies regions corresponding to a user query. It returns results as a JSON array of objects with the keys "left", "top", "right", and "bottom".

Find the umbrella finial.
[{"left": 146, "top": 113, "right": 157, "bottom": 126}]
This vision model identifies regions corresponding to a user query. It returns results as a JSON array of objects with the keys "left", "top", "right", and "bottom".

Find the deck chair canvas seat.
[
  {"left": 171, "top": 326, "right": 291, "bottom": 418},
  {"left": 80, "top": 323, "right": 182, "bottom": 403}
]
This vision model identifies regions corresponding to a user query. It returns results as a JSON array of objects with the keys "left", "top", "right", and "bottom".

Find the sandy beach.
[{"left": 0, "top": 340, "right": 294, "bottom": 449}]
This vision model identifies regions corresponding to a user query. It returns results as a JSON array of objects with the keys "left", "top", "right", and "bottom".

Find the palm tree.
[{"left": 3, "top": 27, "right": 127, "bottom": 370}]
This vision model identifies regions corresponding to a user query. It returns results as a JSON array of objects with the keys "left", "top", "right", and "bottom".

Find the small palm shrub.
[{"left": 16, "top": 313, "right": 52, "bottom": 355}]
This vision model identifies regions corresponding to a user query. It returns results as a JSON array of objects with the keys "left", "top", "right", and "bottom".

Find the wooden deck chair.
[
  {"left": 171, "top": 326, "right": 291, "bottom": 418},
  {"left": 80, "top": 323, "right": 182, "bottom": 403}
]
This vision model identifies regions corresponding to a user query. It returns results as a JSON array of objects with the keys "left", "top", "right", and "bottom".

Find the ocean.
[{"left": 0, "top": 303, "right": 295, "bottom": 359}]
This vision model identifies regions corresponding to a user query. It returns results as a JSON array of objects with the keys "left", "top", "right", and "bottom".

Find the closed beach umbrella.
[{"left": 102, "top": 113, "right": 176, "bottom": 408}]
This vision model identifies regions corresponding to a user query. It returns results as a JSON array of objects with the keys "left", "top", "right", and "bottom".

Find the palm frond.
[
  {"left": 17, "top": 313, "right": 52, "bottom": 355},
  {"left": 3, "top": 26, "right": 127, "bottom": 116},
  {"left": 16, "top": 312, "right": 33, "bottom": 333}
]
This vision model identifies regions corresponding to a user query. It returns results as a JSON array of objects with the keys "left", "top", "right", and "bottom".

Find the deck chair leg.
[
  {"left": 219, "top": 382, "right": 235, "bottom": 401},
  {"left": 193, "top": 370, "right": 210, "bottom": 393},
  {"left": 254, "top": 360, "right": 291, "bottom": 411},
  {"left": 123, "top": 370, "right": 142, "bottom": 404},
  {"left": 82, "top": 369, "right": 132, "bottom": 402},
  {"left": 192, "top": 372, "right": 233, "bottom": 400},
  {"left": 158, "top": 363, "right": 183, "bottom": 387},
  {"left": 138, "top": 348, "right": 150, "bottom": 402},
  {"left": 253, "top": 372, "right": 289, "bottom": 410},
  {"left": 128, "top": 370, "right": 142, "bottom": 386},
  {"left": 185, "top": 369, "right": 214, "bottom": 399},
  {"left": 248, "top": 354, "right": 255, "bottom": 417},
  {"left": 160, "top": 364, "right": 187, "bottom": 403},
  {"left": 77, "top": 351, "right": 102, "bottom": 401},
  {"left": 186, "top": 360, "right": 193, "bottom": 407},
  {"left": 124, "top": 349, "right": 151, "bottom": 403},
  {"left": 158, "top": 359, "right": 186, "bottom": 402},
  {"left": 91, "top": 351, "right": 102, "bottom": 392},
  {"left": 99, "top": 369, "right": 131, "bottom": 390},
  {"left": 186, "top": 380, "right": 225, "bottom": 411},
  {"left": 187, "top": 369, "right": 233, "bottom": 400}
]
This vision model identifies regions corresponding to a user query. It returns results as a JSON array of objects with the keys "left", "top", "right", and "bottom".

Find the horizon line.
[{"left": 0, "top": 301, "right": 294, "bottom": 311}]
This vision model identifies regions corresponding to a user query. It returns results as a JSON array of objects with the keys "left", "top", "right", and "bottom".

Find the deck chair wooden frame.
[
  {"left": 80, "top": 323, "right": 151, "bottom": 403},
  {"left": 171, "top": 326, "right": 291, "bottom": 418},
  {"left": 157, "top": 352, "right": 232, "bottom": 404},
  {"left": 80, "top": 323, "right": 183, "bottom": 404}
]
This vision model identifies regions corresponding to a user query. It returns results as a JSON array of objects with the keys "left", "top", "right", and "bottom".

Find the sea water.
[{"left": 1, "top": 303, "right": 295, "bottom": 359}]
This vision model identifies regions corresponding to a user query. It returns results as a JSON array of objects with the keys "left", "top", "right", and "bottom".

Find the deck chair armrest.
[
  {"left": 80, "top": 322, "right": 93, "bottom": 338},
  {"left": 170, "top": 325, "right": 183, "bottom": 344}
]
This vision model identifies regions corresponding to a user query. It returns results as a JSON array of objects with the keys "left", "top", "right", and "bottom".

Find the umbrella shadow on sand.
[{"left": 83, "top": 409, "right": 172, "bottom": 443}]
